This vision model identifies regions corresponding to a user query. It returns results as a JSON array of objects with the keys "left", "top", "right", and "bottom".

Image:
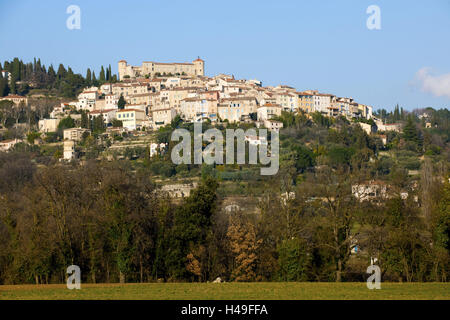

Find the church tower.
[{"left": 193, "top": 57, "right": 205, "bottom": 76}]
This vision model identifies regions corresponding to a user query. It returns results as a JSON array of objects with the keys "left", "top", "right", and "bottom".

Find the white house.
[
  {"left": 89, "top": 109, "right": 117, "bottom": 124},
  {"left": 263, "top": 119, "right": 284, "bottom": 131},
  {"left": 63, "top": 128, "right": 91, "bottom": 142},
  {"left": 244, "top": 135, "right": 267, "bottom": 146},
  {"left": 257, "top": 104, "right": 282, "bottom": 122},
  {"left": 116, "top": 109, "right": 146, "bottom": 130},
  {"left": 38, "top": 118, "right": 61, "bottom": 133},
  {"left": 352, "top": 180, "right": 388, "bottom": 202},
  {"left": 63, "top": 140, "right": 76, "bottom": 160},
  {"left": 105, "top": 94, "right": 119, "bottom": 109},
  {"left": 0, "top": 139, "right": 22, "bottom": 152}
]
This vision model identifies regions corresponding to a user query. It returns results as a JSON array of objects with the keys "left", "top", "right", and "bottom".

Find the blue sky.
[{"left": 1, "top": 0, "right": 449, "bottom": 111}]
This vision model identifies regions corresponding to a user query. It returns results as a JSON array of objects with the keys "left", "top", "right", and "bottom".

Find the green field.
[{"left": 0, "top": 283, "right": 449, "bottom": 300}]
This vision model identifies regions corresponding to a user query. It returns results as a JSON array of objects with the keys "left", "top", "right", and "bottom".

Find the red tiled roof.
[
  {"left": 89, "top": 109, "right": 116, "bottom": 114},
  {"left": 117, "top": 109, "right": 145, "bottom": 113}
]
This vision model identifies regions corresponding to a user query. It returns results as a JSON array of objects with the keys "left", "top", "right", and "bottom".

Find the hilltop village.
[{"left": 0, "top": 57, "right": 448, "bottom": 284}]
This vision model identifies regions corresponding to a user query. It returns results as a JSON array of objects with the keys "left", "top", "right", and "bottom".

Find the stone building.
[{"left": 118, "top": 58, "right": 204, "bottom": 80}]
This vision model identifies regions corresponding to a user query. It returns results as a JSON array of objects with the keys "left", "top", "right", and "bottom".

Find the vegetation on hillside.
[{"left": 0, "top": 107, "right": 448, "bottom": 284}]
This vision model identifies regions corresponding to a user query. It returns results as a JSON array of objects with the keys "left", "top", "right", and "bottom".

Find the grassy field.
[{"left": 0, "top": 282, "right": 449, "bottom": 300}]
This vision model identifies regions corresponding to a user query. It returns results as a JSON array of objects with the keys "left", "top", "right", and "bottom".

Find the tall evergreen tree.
[
  {"left": 11, "top": 58, "right": 21, "bottom": 81},
  {"left": 57, "top": 64, "right": 67, "bottom": 80},
  {"left": 81, "top": 111, "right": 89, "bottom": 129},
  {"left": 0, "top": 73, "right": 7, "bottom": 97},
  {"left": 9, "top": 75, "right": 16, "bottom": 94},
  {"left": 118, "top": 94, "right": 126, "bottom": 110},
  {"left": 403, "top": 115, "right": 419, "bottom": 144},
  {"left": 99, "top": 66, "right": 106, "bottom": 83},
  {"left": 106, "top": 65, "right": 111, "bottom": 81},
  {"left": 47, "top": 65, "right": 56, "bottom": 85},
  {"left": 86, "top": 68, "right": 92, "bottom": 86},
  {"left": 393, "top": 104, "right": 400, "bottom": 121}
]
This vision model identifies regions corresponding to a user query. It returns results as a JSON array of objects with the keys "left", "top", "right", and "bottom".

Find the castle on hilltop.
[{"left": 118, "top": 58, "right": 204, "bottom": 80}]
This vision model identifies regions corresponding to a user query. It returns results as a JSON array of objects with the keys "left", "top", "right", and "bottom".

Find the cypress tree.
[
  {"left": 0, "top": 73, "right": 6, "bottom": 97},
  {"left": 86, "top": 68, "right": 92, "bottom": 86},
  {"left": 106, "top": 65, "right": 111, "bottom": 81},
  {"left": 99, "top": 66, "right": 106, "bottom": 83},
  {"left": 57, "top": 64, "right": 67, "bottom": 80},
  {"left": 81, "top": 111, "right": 89, "bottom": 129},
  {"left": 393, "top": 104, "right": 400, "bottom": 121},
  {"left": 118, "top": 94, "right": 126, "bottom": 110},
  {"left": 10, "top": 75, "right": 16, "bottom": 94}
]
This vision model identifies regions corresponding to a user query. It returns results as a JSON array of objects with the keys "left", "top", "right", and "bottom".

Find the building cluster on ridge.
[{"left": 28, "top": 57, "right": 404, "bottom": 159}]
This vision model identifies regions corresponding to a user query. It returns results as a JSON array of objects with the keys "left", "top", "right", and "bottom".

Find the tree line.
[
  {"left": 0, "top": 152, "right": 448, "bottom": 284},
  {"left": 0, "top": 58, "right": 117, "bottom": 98}
]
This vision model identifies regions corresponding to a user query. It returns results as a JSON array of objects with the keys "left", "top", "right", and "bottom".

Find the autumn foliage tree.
[{"left": 227, "top": 211, "right": 262, "bottom": 282}]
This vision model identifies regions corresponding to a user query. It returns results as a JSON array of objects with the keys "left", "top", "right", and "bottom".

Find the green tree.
[
  {"left": 58, "top": 116, "right": 75, "bottom": 130},
  {"left": 86, "top": 68, "right": 92, "bottom": 86},
  {"left": 277, "top": 237, "right": 311, "bottom": 281},
  {"left": 111, "top": 119, "right": 123, "bottom": 127},
  {"left": 99, "top": 66, "right": 106, "bottom": 83},
  {"left": 118, "top": 94, "right": 126, "bottom": 110},
  {"left": 403, "top": 116, "right": 419, "bottom": 143},
  {"left": 166, "top": 177, "right": 219, "bottom": 280},
  {"left": 81, "top": 111, "right": 89, "bottom": 129}
]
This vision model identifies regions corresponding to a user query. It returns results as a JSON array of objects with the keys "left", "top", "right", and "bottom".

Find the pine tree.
[{"left": 403, "top": 115, "right": 419, "bottom": 143}]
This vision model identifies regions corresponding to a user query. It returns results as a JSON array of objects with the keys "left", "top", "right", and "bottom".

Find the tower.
[
  {"left": 118, "top": 60, "right": 128, "bottom": 81},
  {"left": 193, "top": 57, "right": 205, "bottom": 76}
]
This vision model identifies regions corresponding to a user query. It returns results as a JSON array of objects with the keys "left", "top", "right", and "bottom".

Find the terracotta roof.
[
  {"left": 117, "top": 109, "right": 145, "bottom": 113},
  {"left": 153, "top": 108, "right": 172, "bottom": 112},
  {"left": 259, "top": 103, "right": 282, "bottom": 108},
  {"left": 221, "top": 97, "right": 257, "bottom": 102},
  {"left": 89, "top": 109, "right": 117, "bottom": 114},
  {"left": 0, "top": 139, "right": 20, "bottom": 144},
  {"left": 2, "top": 94, "right": 26, "bottom": 99}
]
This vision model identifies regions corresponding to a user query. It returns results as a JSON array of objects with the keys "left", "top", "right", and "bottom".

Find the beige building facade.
[{"left": 118, "top": 58, "right": 205, "bottom": 80}]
